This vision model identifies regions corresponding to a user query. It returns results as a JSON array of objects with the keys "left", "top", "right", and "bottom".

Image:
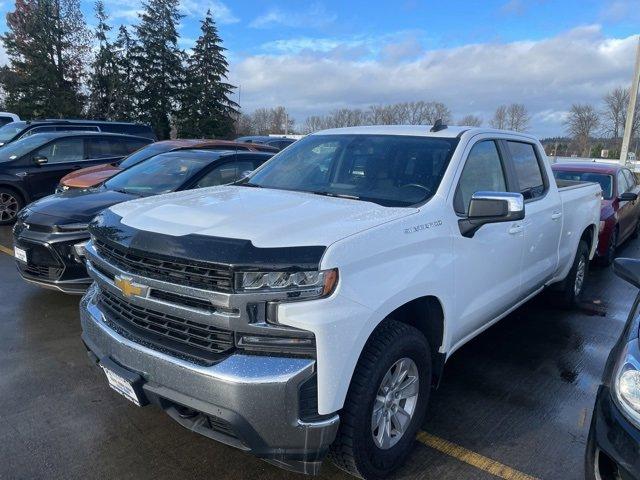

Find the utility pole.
[{"left": 620, "top": 36, "right": 640, "bottom": 166}]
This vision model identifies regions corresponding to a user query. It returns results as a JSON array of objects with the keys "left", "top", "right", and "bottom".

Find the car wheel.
[
  {"left": 600, "top": 227, "right": 618, "bottom": 267},
  {"left": 0, "top": 188, "right": 23, "bottom": 225},
  {"left": 329, "top": 320, "right": 431, "bottom": 479},
  {"left": 632, "top": 219, "right": 640, "bottom": 239},
  {"left": 558, "top": 240, "right": 589, "bottom": 308}
]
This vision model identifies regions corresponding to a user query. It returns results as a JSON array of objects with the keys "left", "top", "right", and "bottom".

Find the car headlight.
[
  {"left": 236, "top": 268, "right": 338, "bottom": 299},
  {"left": 72, "top": 240, "right": 89, "bottom": 262},
  {"left": 614, "top": 339, "right": 640, "bottom": 427}
]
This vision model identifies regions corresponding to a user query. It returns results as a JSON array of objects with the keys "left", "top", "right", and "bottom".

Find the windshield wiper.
[{"left": 309, "top": 191, "right": 361, "bottom": 200}]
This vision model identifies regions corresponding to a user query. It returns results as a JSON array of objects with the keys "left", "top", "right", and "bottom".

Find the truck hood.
[{"left": 110, "top": 185, "right": 417, "bottom": 248}]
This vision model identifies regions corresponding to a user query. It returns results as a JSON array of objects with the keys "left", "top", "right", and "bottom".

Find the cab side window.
[
  {"left": 454, "top": 140, "right": 507, "bottom": 215},
  {"left": 506, "top": 141, "right": 545, "bottom": 200},
  {"left": 35, "top": 138, "right": 84, "bottom": 163},
  {"left": 195, "top": 160, "right": 255, "bottom": 188}
]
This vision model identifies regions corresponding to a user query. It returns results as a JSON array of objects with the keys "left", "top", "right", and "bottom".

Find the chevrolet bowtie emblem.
[{"left": 114, "top": 275, "right": 147, "bottom": 298}]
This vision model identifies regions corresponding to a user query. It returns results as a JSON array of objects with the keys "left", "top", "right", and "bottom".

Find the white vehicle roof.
[{"left": 312, "top": 124, "right": 539, "bottom": 141}]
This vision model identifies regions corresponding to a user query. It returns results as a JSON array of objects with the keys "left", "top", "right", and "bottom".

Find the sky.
[{"left": 0, "top": 0, "right": 639, "bottom": 137}]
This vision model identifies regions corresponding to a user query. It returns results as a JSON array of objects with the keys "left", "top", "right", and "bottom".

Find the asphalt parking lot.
[{"left": 0, "top": 224, "right": 637, "bottom": 480}]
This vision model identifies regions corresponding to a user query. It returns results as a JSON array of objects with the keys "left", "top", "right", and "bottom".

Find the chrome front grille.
[
  {"left": 98, "top": 289, "right": 235, "bottom": 365},
  {"left": 94, "top": 239, "right": 234, "bottom": 293}
]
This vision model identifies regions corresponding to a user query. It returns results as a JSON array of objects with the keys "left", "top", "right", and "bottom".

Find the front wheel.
[
  {"left": 329, "top": 321, "right": 431, "bottom": 479},
  {"left": 599, "top": 227, "right": 618, "bottom": 267},
  {"left": 0, "top": 188, "right": 24, "bottom": 225},
  {"left": 558, "top": 239, "right": 589, "bottom": 308}
]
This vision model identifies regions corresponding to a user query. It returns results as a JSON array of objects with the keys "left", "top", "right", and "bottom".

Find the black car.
[
  {"left": 235, "top": 135, "right": 297, "bottom": 150},
  {"left": 13, "top": 149, "right": 272, "bottom": 293},
  {"left": 0, "top": 132, "right": 152, "bottom": 224},
  {"left": 0, "top": 119, "right": 156, "bottom": 147},
  {"left": 586, "top": 258, "right": 640, "bottom": 480}
]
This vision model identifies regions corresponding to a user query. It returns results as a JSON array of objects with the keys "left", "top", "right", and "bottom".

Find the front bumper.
[
  {"left": 586, "top": 385, "right": 640, "bottom": 480},
  {"left": 13, "top": 223, "right": 91, "bottom": 294},
  {"left": 80, "top": 286, "right": 340, "bottom": 474}
]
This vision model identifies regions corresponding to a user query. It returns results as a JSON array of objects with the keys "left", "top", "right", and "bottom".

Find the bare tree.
[
  {"left": 243, "top": 106, "right": 294, "bottom": 135},
  {"left": 490, "top": 105, "right": 508, "bottom": 129},
  {"left": 302, "top": 115, "right": 328, "bottom": 134},
  {"left": 602, "top": 87, "right": 628, "bottom": 139},
  {"left": 506, "top": 103, "right": 530, "bottom": 132},
  {"left": 565, "top": 104, "right": 600, "bottom": 156},
  {"left": 459, "top": 114, "right": 482, "bottom": 127}
]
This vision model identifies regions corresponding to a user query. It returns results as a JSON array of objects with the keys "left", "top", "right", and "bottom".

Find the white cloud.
[
  {"left": 249, "top": 3, "right": 336, "bottom": 29},
  {"left": 231, "top": 26, "right": 639, "bottom": 138},
  {"left": 181, "top": 0, "right": 239, "bottom": 25}
]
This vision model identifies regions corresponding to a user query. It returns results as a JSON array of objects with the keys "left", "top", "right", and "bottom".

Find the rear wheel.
[
  {"left": 329, "top": 321, "right": 431, "bottom": 479},
  {"left": 0, "top": 188, "right": 23, "bottom": 225},
  {"left": 558, "top": 239, "right": 589, "bottom": 308}
]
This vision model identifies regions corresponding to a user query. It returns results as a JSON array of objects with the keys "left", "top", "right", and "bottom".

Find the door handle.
[
  {"left": 508, "top": 224, "right": 524, "bottom": 235},
  {"left": 551, "top": 211, "right": 563, "bottom": 220}
]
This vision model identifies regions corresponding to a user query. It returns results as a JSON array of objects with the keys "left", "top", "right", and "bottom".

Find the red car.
[
  {"left": 58, "top": 139, "right": 278, "bottom": 191},
  {"left": 553, "top": 162, "right": 640, "bottom": 265}
]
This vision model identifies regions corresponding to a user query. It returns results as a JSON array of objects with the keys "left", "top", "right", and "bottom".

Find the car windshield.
[
  {"left": 0, "top": 121, "right": 26, "bottom": 144},
  {"left": 553, "top": 170, "right": 613, "bottom": 200},
  {"left": 0, "top": 134, "right": 55, "bottom": 162},
  {"left": 245, "top": 134, "right": 459, "bottom": 207},
  {"left": 119, "top": 142, "right": 174, "bottom": 169},
  {"left": 104, "top": 150, "right": 214, "bottom": 195}
]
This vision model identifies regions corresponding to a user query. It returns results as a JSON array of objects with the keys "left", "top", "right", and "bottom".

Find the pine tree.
[
  {"left": 0, "top": 0, "right": 91, "bottom": 118},
  {"left": 112, "top": 25, "right": 138, "bottom": 120},
  {"left": 88, "top": 1, "right": 118, "bottom": 119},
  {"left": 177, "top": 9, "right": 238, "bottom": 138},
  {"left": 132, "top": 0, "right": 185, "bottom": 139}
]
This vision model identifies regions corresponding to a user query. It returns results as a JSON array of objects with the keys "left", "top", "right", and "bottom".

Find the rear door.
[
  {"left": 505, "top": 140, "right": 562, "bottom": 294},
  {"left": 618, "top": 169, "right": 638, "bottom": 240},
  {"left": 25, "top": 137, "right": 86, "bottom": 198}
]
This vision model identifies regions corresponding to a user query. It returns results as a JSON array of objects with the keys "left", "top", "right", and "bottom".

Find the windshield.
[
  {"left": 104, "top": 150, "right": 213, "bottom": 195},
  {"left": 246, "top": 134, "right": 459, "bottom": 207},
  {"left": 119, "top": 142, "right": 174, "bottom": 169},
  {"left": 0, "top": 121, "right": 26, "bottom": 144},
  {"left": 554, "top": 170, "right": 613, "bottom": 200},
  {"left": 0, "top": 134, "right": 54, "bottom": 162}
]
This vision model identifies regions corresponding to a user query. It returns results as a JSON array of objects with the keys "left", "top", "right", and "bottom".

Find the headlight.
[
  {"left": 236, "top": 268, "right": 338, "bottom": 299},
  {"left": 614, "top": 340, "right": 640, "bottom": 427}
]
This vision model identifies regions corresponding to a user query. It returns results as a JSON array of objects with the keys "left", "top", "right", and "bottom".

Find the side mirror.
[
  {"left": 33, "top": 155, "right": 48, "bottom": 166},
  {"left": 459, "top": 191, "right": 525, "bottom": 238},
  {"left": 619, "top": 192, "right": 638, "bottom": 202}
]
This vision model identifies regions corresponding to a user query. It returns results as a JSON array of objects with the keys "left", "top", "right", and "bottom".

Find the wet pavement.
[{"left": 0, "top": 223, "right": 637, "bottom": 480}]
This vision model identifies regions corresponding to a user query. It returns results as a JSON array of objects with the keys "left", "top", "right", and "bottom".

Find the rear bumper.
[
  {"left": 80, "top": 285, "right": 340, "bottom": 474},
  {"left": 586, "top": 386, "right": 640, "bottom": 480}
]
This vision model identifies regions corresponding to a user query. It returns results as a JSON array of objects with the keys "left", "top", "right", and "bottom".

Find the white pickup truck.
[{"left": 79, "top": 125, "right": 601, "bottom": 478}]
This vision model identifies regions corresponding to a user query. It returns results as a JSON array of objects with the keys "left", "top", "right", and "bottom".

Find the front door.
[
  {"left": 452, "top": 139, "right": 525, "bottom": 345},
  {"left": 25, "top": 137, "right": 86, "bottom": 198}
]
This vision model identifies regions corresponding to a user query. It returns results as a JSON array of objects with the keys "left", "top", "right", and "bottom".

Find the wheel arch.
[
  {"left": 382, "top": 295, "right": 446, "bottom": 387},
  {"left": 581, "top": 223, "right": 598, "bottom": 259},
  {"left": 0, "top": 182, "right": 29, "bottom": 205}
]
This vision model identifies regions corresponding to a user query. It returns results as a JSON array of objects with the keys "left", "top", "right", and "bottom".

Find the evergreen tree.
[
  {"left": 112, "top": 25, "right": 138, "bottom": 120},
  {"left": 87, "top": 1, "right": 118, "bottom": 118},
  {"left": 0, "top": 0, "right": 91, "bottom": 118},
  {"left": 177, "top": 10, "right": 238, "bottom": 138},
  {"left": 132, "top": 0, "right": 185, "bottom": 139}
]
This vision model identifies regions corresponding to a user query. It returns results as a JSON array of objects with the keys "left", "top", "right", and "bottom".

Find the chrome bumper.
[{"left": 80, "top": 286, "right": 339, "bottom": 472}]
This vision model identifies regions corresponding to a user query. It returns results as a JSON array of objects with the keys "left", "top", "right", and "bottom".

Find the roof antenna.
[{"left": 430, "top": 119, "right": 447, "bottom": 132}]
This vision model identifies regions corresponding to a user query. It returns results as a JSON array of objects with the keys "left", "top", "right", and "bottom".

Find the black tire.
[
  {"left": 632, "top": 219, "right": 640, "bottom": 239},
  {"left": 329, "top": 320, "right": 431, "bottom": 479},
  {"left": 558, "top": 239, "right": 589, "bottom": 308},
  {"left": 599, "top": 227, "right": 618, "bottom": 267},
  {"left": 0, "top": 187, "right": 24, "bottom": 225}
]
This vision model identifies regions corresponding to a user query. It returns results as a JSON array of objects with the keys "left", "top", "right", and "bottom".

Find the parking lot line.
[
  {"left": 417, "top": 431, "right": 540, "bottom": 480},
  {"left": 0, "top": 244, "right": 13, "bottom": 257}
]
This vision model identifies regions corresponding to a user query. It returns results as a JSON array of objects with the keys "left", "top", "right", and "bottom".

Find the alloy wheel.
[
  {"left": 371, "top": 357, "right": 419, "bottom": 450},
  {"left": 0, "top": 192, "right": 18, "bottom": 222}
]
